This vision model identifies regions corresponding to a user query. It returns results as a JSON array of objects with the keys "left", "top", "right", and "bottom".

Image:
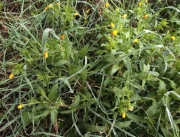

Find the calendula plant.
[{"left": 1, "top": 0, "right": 180, "bottom": 136}]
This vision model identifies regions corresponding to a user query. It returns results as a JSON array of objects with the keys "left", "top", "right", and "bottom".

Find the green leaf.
[
  {"left": 143, "top": 64, "right": 150, "bottom": 72},
  {"left": 167, "top": 91, "right": 180, "bottom": 101},
  {"left": 158, "top": 80, "right": 166, "bottom": 94},
  {"left": 126, "top": 112, "right": 145, "bottom": 123},
  {"left": 170, "top": 80, "right": 177, "bottom": 90},
  {"left": 139, "top": 58, "right": 145, "bottom": 71},
  {"left": 13, "top": 63, "right": 24, "bottom": 75},
  {"left": 113, "top": 87, "right": 125, "bottom": 98},
  {"left": 104, "top": 76, "right": 111, "bottom": 87},
  {"left": 160, "top": 125, "right": 173, "bottom": 137},
  {"left": 79, "top": 44, "right": 89, "bottom": 56},
  {"left": 165, "top": 106, "right": 178, "bottom": 135},
  {"left": 54, "top": 60, "right": 68, "bottom": 66},
  {"left": 147, "top": 71, "right": 159, "bottom": 77},
  {"left": 28, "top": 97, "right": 39, "bottom": 105},
  {"left": 36, "top": 73, "right": 45, "bottom": 81},
  {"left": 60, "top": 110, "right": 73, "bottom": 114},
  {"left": 21, "top": 112, "right": 31, "bottom": 128},
  {"left": 84, "top": 124, "right": 106, "bottom": 132},
  {"left": 110, "top": 64, "right": 119, "bottom": 76},
  {"left": 37, "top": 85, "right": 47, "bottom": 98},
  {"left": 41, "top": 28, "right": 59, "bottom": 48},
  {"left": 69, "top": 64, "right": 82, "bottom": 75},
  {"left": 50, "top": 109, "right": 58, "bottom": 124},
  {"left": 0, "top": 2, "right": 3, "bottom": 11},
  {"left": 145, "top": 117, "right": 158, "bottom": 134},
  {"left": 41, "top": 110, "right": 51, "bottom": 117},
  {"left": 115, "top": 120, "right": 132, "bottom": 128},
  {"left": 146, "top": 101, "right": 158, "bottom": 117},
  {"left": 127, "top": 80, "right": 144, "bottom": 90},
  {"left": 48, "top": 84, "right": 58, "bottom": 101},
  {"left": 123, "top": 57, "right": 132, "bottom": 77},
  {"left": 61, "top": 41, "right": 73, "bottom": 60},
  {"left": 81, "top": 69, "right": 87, "bottom": 85},
  {"left": 130, "top": 94, "right": 141, "bottom": 101},
  {"left": 71, "top": 95, "right": 80, "bottom": 109}
]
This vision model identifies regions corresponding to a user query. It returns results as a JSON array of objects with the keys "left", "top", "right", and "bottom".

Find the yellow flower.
[
  {"left": 48, "top": 4, "right": 53, "bottom": 9},
  {"left": 44, "top": 51, "right": 48, "bottom": 59},
  {"left": 110, "top": 23, "right": 115, "bottom": 28},
  {"left": 112, "top": 30, "right": 118, "bottom": 36},
  {"left": 122, "top": 14, "right": 127, "bottom": 19},
  {"left": 105, "top": 2, "right": 109, "bottom": 8},
  {"left": 138, "top": 2, "right": 142, "bottom": 7},
  {"left": 18, "top": 104, "right": 24, "bottom": 109},
  {"left": 133, "top": 39, "right": 139, "bottom": 43},
  {"left": 86, "top": 9, "right": 90, "bottom": 13},
  {"left": 60, "top": 34, "right": 65, "bottom": 40},
  {"left": 122, "top": 112, "right": 126, "bottom": 118},
  {"left": 144, "top": 14, "right": 148, "bottom": 18},
  {"left": 74, "top": 12, "right": 79, "bottom": 16},
  {"left": 171, "top": 36, "right": 175, "bottom": 41},
  {"left": 45, "top": 6, "right": 48, "bottom": 11},
  {"left": 45, "top": 4, "right": 53, "bottom": 11},
  {"left": 9, "top": 73, "right": 14, "bottom": 79}
]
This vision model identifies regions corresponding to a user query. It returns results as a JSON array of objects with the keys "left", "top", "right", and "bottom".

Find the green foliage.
[{"left": 1, "top": 0, "right": 180, "bottom": 136}]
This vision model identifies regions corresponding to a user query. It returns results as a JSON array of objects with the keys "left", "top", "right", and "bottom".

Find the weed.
[{"left": 1, "top": 0, "right": 180, "bottom": 136}]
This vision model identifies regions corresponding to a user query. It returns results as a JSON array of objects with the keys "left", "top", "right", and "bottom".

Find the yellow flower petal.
[
  {"left": 110, "top": 23, "right": 115, "bottom": 28},
  {"left": 18, "top": 104, "right": 24, "bottom": 109},
  {"left": 48, "top": 4, "right": 53, "bottom": 9},
  {"left": 9, "top": 73, "right": 14, "bottom": 79},
  {"left": 144, "top": 14, "right": 148, "bottom": 18},
  {"left": 44, "top": 51, "right": 48, "bottom": 59},
  {"left": 122, "top": 14, "right": 127, "bottom": 19},
  {"left": 171, "top": 36, "right": 175, "bottom": 41},
  {"left": 86, "top": 9, "right": 90, "bottom": 13},
  {"left": 112, "top": 30, "right": 118, "bottom": 36},
  {"left": 122, "top": 112, "right": 126, "bottom": 118},
  {"left": 74, "top": 12, "right": 79, "bottom": 16},
  {"left": 45, "top": 4, "right": 53, "bottom": 11},
  {"left": 133, "top": 39, "right": 139, "bottom": 43},
  {"left": 45, "top": 6, "right": 48, "bottom": 11},
  {"left": 60, "top": 34, "right": 65, "bottom": 40},
  {"left": 105, "top": 2, "right": 109, "bottom": 8},
  {"left": 138, "top": 2, "right": 142, "bottom": 7}
]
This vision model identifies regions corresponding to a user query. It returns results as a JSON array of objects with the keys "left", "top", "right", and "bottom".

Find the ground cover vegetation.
[{"left": 1, "top": 0, "right": 180, "bottom": 136}]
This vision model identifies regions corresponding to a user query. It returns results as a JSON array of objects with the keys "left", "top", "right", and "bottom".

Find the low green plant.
[{"left": 1, "top": 0, "right": 180, "bottom": 136}]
